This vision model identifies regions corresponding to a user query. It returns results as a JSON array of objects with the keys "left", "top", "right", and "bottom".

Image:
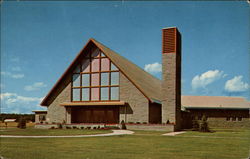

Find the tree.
[
  {"left": 199, "top": 115, "right": 209, "bottom": 132},
  {"left": 17, "top": 117, "right": 26, "bottom": 129},
  {"left": 121, "top": 120, "right": 126, "bottom": 130},
  {"left": 192, "top": 116, "right": 199, "bottom": 131}
]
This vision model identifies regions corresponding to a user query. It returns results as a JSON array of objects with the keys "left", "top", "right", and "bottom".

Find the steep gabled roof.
[
  {"left": 182, "top": 96, "right": 250, "bottom": 109},
  {"left": 41, "top": 38, "right": 161, "bottom": 106}
]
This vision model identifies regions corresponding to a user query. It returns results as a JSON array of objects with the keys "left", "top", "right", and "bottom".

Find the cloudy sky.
[{"left": 1, "top": 1, "right": 249, "bottom": 114}]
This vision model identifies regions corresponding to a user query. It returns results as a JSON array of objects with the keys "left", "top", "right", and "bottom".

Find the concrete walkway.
[
  {"left": 0, "top": 130, "right": 134, "bottom": 138},
  {"left": 162, "top": 131, "right": 186, "bottom": 136}
]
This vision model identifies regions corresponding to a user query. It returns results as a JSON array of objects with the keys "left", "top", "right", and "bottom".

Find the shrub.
[
  {"left": 17, "top": 118, "right": 26, "bottom": 129},
  {"left": 128, "top": 122, "right": 134, "bottom": 124},
  {"left": 192, "top": 116, "right": 199, "bottom": 131},
  {"left": 142, "top": 122, "right": 147, "bottom": 124},
  {"left": 199, "top": 115, "right": 209, "bottom": 132},
  {"left": 81, "top": 127, "right": 84, "bottom": 129},
  {"left": 66, "top": 126, "right": 71, "bottom": 129},
  {"left": 72, "top": 126, "right": 77, "bottom": 129},
  {"left": 136, "top": 122, "right": 141, "bottom": 124},
  {"left": 57, "top": 123, "right": 63, "bottom": 129},
  {"left": 121, "top": 120, "right": 127, "bottom": 130},
  {"left": 50, "top": 126, "right": 55, "bottom": 129},
  {"left": 166, "top": 120, "right": 170, "bottom": 124}
]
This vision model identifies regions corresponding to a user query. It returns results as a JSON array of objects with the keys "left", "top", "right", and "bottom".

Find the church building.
[{"left": 36, "top": 27, "right": 249, "bottom": 131}]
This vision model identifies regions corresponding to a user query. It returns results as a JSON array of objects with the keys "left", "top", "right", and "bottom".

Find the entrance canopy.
[{"left": 60, "top": 101, "right": 126, "bottom": 106}]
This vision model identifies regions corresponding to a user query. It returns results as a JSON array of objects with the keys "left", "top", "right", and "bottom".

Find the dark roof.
[{"left": 41, "top": 38, "right": 161, "bottom": 106}]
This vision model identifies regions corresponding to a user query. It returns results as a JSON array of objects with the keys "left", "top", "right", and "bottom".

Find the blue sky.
[{"left": 1, "top": 1, "right": 249, "bottom": 114}]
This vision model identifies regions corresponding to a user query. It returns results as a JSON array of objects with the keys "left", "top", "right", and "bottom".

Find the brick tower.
[{"left": 161, "top": 27, "right": 182, "bottom": 131}]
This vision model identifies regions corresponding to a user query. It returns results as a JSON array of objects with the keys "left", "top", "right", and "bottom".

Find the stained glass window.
[
  {"left": 72, "top": 74, "right": 80, "bottom": 87},
  {"left": 82, "top": 59, "right": 90, "bottom": 72},
  {"left": 82, "top": 88, "right": 90, "bottom": 101},
  {"left": 91, "top": 88, "right": 99, "bottom": 101},
  {"left": 101, "top": 87, "right": 109, "bottom": 100},
  {"left": 111, "top": 72, "right": 119, "bottom": 85},
  {"left": 111, "top": 63, "right": 118, "bottom": 71},
  {"left": 71, "top": 48, "right": 120, "bottom": 101},
  {"left": 101, "top": 58, "right": 110, "bottom": 71},
  {"left": 91, "top": 58, "right": 100, "bottom": 72},
  {"left": 91, "top": 73, "right": 99, "bottom": 86},
  {"left": 111, "top": 87, "right": 119, "bottom": 100},
  {"left": 82, "top": 74, "right": 90, "bottom": 87},
  {"left": 101, "top": 73, "right": 109, "bottom": 86},
  {"left": 72, "top": 88, "right": 80, "bottom": 101}
]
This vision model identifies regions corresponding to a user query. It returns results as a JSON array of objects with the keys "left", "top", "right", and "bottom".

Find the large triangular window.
[{"left": 71, "top": 48, "right": 119, "bottom": 102}]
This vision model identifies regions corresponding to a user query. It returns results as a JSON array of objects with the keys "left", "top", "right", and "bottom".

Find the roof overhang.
[{"left": 60, "top": 101, "right": 126, "bottom": 106}]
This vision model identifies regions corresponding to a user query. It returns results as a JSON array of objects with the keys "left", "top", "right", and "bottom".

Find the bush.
[
  {"left": 199, "top": 115, "right": 209, "bottom": 132},
  {"left": 17, "top": 118, "right": 26, "bottom": 129},
  {"left": 128, "top": 122, "right": 134, "bottom": 124},
  {"left": 121, "top": 120, "right": 127, "bottom": 130},
  {"left": 142, "top": 122, "right": 147, "bottom": 124},
  {"left": 192, "top": 116, "right": 199, "bottom": 131},
  {"left": 136, "top": 122, "right": 141, "bottom": 124},
  {"left": 57, "top": 123, "right": 63, "bottom": 129}
]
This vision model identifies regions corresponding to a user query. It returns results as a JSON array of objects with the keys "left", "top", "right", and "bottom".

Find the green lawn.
[
  {"left": 1, "top": 128, "right": 250, "bottom": 159},
  {"left": 0, "top": 127, "right": 112, "bottom": 136}
]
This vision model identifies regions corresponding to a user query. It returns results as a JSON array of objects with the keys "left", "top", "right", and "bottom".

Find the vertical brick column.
[{"left": 161, "top": 27, "right": 181, "bottom": 131}]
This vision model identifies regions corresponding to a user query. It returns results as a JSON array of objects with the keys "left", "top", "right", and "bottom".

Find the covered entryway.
[
  {"left": 71, "top": 106, "right": 119, "bottom": 124},
  {"left": 60, "top": 101, "right": 126, "bottom": 124}
]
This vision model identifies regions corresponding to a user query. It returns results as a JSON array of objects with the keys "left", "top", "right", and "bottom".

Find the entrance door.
[{"left": 71, "top": 106, "right": 119, "bottom": 124}]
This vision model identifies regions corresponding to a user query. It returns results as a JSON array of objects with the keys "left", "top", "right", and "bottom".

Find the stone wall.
[
  {"left": 47, "top": 83, "right": 71, "bottom": 124},
  {"left": 208, "top": 118, "right": 250, "bottom": 128},
  {"left": 126, "top": 124, "right": 174, "bottom": 131},
  {"left": 162, "top": 53, "right": 181, "bottom": 130},
  {"left": 119, "top": 73, "right": 149, "bottom": 123}
]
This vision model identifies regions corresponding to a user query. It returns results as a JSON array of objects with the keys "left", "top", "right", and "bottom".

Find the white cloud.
[
  {"left": 225, "top": 76, "right": 249, "bottom": 92},
  {"left": 1, "top": 71, "right": 24, "bottom": 79},
  {"left": 24, "top": 82, "right": 47, "bottom": 91},
  {"left": 0, "top": 92, "right": 45, "bottom": 114},
  {"left": 144, "top": 62, "right": 162, "bottom": 74},
  {"left": 192, "top": 70, "right": 224, "bottom": 90},
  {"left": 11, "top": 66, "right": 21, "bottom": 71}
]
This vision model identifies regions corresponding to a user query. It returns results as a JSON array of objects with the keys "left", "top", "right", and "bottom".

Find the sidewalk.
[
  {"left": 162, "top": 131, "right": 186, "bottom": 136},
  {"left": 0, "top": 130, "right": 134, "bottom": 138}
]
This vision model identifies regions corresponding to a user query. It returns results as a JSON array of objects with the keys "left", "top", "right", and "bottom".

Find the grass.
[
  {"left": 0, "top": 127, "right": 112, "bottom": 136},
  {"left": 1, "top": 128, "right": 250, "bottom": 159}
]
